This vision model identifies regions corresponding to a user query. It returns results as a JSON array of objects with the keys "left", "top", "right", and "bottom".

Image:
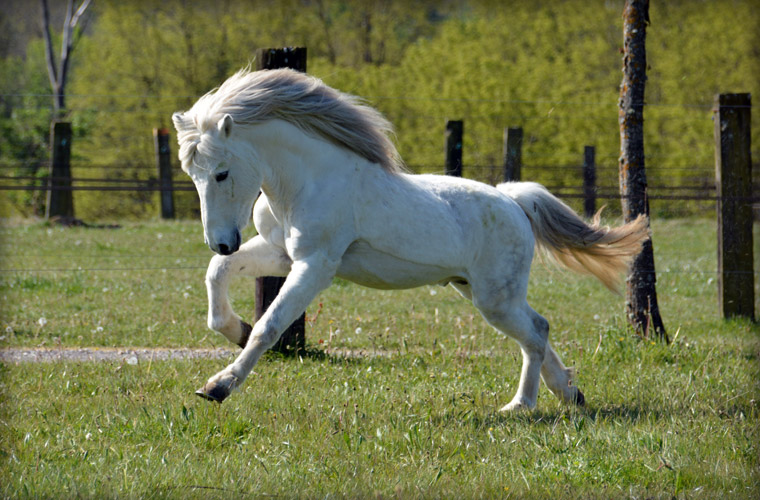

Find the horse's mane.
[{"left": 175, "top": 68, "right": 404, "bottom": 173}]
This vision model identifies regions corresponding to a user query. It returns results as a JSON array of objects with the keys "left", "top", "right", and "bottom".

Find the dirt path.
[
  {"left": 0, "top": 345, "right": 485, "bottom": 364},
  {"left": 0, "top": 346, "right": 403, "bottom": 364},
  {"left": 0, "top": 347, "right": 238, "bottom": 364}
]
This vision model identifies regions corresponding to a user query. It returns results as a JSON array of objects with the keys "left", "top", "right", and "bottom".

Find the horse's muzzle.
[{"left": 211, "top": 229, "right": 241, "bottom": 255}]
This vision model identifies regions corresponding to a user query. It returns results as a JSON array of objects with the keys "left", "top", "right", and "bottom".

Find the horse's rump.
[{"left": 497, "top": 182, "right": 649, "bottom": 292}]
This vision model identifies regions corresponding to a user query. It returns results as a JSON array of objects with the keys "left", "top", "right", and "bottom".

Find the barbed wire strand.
[
  {"left": 2, "top": 92, "right": 732, "bottom": 109},
  {"left": 0, "top": 266, "right": 755, "bottom": 276}
]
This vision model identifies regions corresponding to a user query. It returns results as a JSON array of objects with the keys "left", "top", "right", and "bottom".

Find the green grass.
[{"left": 1, "top": 217, "right": 759, "bottom": 498}]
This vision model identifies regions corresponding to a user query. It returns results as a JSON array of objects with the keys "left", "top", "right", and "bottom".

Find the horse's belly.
[{"left": 336, "top": 240, "right": 462, "bottom": 290}]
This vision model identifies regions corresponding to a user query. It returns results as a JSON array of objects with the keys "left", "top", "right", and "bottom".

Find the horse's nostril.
[{"left": 217, "top": 243, "right": 232, "bottom": 255}]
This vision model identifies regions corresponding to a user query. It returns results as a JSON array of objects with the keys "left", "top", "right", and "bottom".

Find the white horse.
[{"left": 172, "top": 68, "right": 648, "bottom": 411}]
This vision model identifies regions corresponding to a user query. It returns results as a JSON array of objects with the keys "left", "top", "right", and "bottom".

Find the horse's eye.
[{"left": 215, "top": 171, "right": 229, "bottom": 182}]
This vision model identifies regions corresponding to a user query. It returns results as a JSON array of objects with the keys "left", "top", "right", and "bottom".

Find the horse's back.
[
  {"left": 406, "top": 174, "right": 533, "bottom": 247},
  {"left": 345, "top": 170, "right": 534, "bottom": 288}
]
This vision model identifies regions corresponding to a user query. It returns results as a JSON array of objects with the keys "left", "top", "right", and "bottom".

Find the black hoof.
[
  {"left": 236, "top": 321, "right": 253, "bottom": 349},
  {"left": 574, "top": 389, "right": 586, "bottom": 406},
  {"left": 195, "top": 384, "right": 229, "bottom": 403}
]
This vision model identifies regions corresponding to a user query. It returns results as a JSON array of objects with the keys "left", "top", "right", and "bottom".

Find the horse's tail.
[{"left": 497, "top": 181, "right": 649, "bottom": 293}]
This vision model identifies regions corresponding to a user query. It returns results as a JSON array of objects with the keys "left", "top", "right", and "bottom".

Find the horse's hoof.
[
  {"left": 236, "top": 321, "right": 253, "bottom": 349},
  {"left": 574, "top": 388, "right": 586, "bottom": 406},
  {"left": 499, "top": 397, "right": 535, "bottom": 412},
  {"left": 195, "top": 384, "right": 230, "bottom": 403}
]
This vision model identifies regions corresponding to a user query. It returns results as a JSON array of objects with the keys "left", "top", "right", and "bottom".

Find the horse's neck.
[{"left": 245, "top": 120, "right": 380, "bottom": 206}]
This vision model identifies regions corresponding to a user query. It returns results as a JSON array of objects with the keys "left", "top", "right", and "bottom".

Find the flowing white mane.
[{"left": 174, "top": 68, "right": 404, "bottom": 173}]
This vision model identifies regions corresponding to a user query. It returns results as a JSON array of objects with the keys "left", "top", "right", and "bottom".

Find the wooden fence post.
[
  {"left": 503, "top": 127, "right": 523, "bottom": 182},
  {"left": 254, "top": 47, "right": 307, "bottom": 354},
  {"left": 45, "top": 121, "right": 74, "bottom": 219},
  {"left": 445, "top": 120, "right": 463, "bottom": 177},
  {"left": 714, "top": 93, "right": 754, "bottom": 320},
  {"left": 255, "top": 47, "right": 307, "bottom": 73},
  {"left": 154, "top": 128, "right": 175, "bottom": 219},
  {"left": 583, "top": 146, "right": 597, "bottom": 218}
]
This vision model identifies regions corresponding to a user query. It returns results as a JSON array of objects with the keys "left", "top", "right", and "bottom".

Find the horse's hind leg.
[
  {"left": 205, "top": 235, "right": 291, "bottom": 347},
  {"left": 469, "top": 284, "right": 547, "bottom": 411},
  {"left": 467, "top": 274, "right": 585, "bottom": 410},
  {"left": 541, "top": 343, "right": 585, "bottom": 406},
  {"left": 455, "top": 280, "right": 543, "bottom": 410},
  {"left": 499, "top": 307, "right": 549, "bottom": 411}
]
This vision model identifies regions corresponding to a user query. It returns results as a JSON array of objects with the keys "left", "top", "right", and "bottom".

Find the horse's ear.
[
  {"left": 219, "top": 114, "right": 234, "bottom": 138},
  {"left": 172, "top": 112, "right": 187, "bottom": 132}
]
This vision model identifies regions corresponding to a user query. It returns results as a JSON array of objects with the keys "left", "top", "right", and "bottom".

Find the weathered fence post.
[
  {"left": 154, "top": 127, "right": 175, "bottom": 219},
  {"left": 445, "top": 120, "right": 463, "bottom": 177},
  {"left": 503, "top": 127, "right": 523, "bottom": 182},
  {"left": 254, "top": 47, "right": 307, "bottom": 354},
  {"left": 255, "top": 47, "right": 307, "bottom": 73},
  {"left": 583, "top": 146, "right": 597, "bottom": 218},
  {"left": 714, "top": 93, "right": 754, "bottom": 320},
  {"left": 618, "top": 0, "right": 667, "bottom": 341},
  {"left": 45, "top": 121, "right": 74, "bottom": 219}
]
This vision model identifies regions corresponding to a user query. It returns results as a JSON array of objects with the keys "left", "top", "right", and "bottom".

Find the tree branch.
[
  {"left": 58, "top": 0, "right": 92, "bottom": 112},
  {"left": 59, "top": 0, "right": 74, "bottom": 90},
  {"left": 70, "top": 0, "right": 92, "bottom": 28},
  {"left": 40, "top": 0, "right": 58, "bottom": 97},
  {"left": 315, "top": 0, "right": 337, "bottom": 65},
  {"left": 69, "top": 0, "right": 93, "bottom": 57}
]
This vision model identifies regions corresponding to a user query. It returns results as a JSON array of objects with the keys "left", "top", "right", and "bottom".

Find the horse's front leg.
[
  {"left": 205, "top": 235, "right": 291, "bottom": 347},
  {"left": 197, "top": 252, "right": 337, "bottom": 403}
]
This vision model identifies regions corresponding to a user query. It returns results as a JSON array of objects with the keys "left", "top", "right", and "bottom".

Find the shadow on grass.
[
  {"left": 157, "top": 484, "right": 260, "bottom": 499},
  {"left": 430, "top": 400, "right": 681, "bottom": 431},
  {"left": 263, "top": 345, "right": 390, "bottom": 366},
  {"left": 263, "top": 347, "right": 759, "bottom": 427}
]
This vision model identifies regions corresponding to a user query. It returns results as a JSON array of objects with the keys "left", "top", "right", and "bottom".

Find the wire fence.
[
  {"left": 1, "top": 166, "right": 758, "bottom": 277},
  {"left": 2, "top": 167, "right": 756, "bottom": 198},
  {"left": 1, "top": 94, "right": 757, "bottom": 314}
]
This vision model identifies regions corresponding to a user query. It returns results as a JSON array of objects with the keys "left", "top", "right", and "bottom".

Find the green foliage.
[
  {"left": 1, "top": 0, "right": 758, "bottom": 219},
  {"left": 0, "top": 40, "right": 54, "bottom": 217}
]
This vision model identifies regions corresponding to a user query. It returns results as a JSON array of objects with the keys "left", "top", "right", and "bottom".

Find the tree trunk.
[{"left": 618, "top": 0, "right": 668, "bottom": 342}]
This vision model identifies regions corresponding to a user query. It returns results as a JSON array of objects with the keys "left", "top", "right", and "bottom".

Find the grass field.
[{"left": 1, "top": 217, "right": 759, "bottom": 498}]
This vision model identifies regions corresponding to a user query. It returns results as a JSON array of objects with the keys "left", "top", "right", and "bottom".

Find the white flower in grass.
[{"left": 37, "top": 317, "right": 47, "bottom": 328}]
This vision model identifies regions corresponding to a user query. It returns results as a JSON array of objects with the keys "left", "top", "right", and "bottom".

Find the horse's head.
[{"left": 172, "top": 112, "right": 261, "bottom": 255}]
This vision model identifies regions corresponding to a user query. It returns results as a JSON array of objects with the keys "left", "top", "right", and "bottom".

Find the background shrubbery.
[{"left": 1, "top": 0, "right": 758, "bottom": 219}]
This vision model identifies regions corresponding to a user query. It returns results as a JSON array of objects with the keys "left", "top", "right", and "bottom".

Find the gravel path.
[
  {"left": 0, "top": 346, "right": 472, "bottom": 364},
  {"left": 0, "top": 346, "right": 403, "bottom": 364},
  {"left": 0, "top": 347, "right": 238, "bottom": 364}
]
